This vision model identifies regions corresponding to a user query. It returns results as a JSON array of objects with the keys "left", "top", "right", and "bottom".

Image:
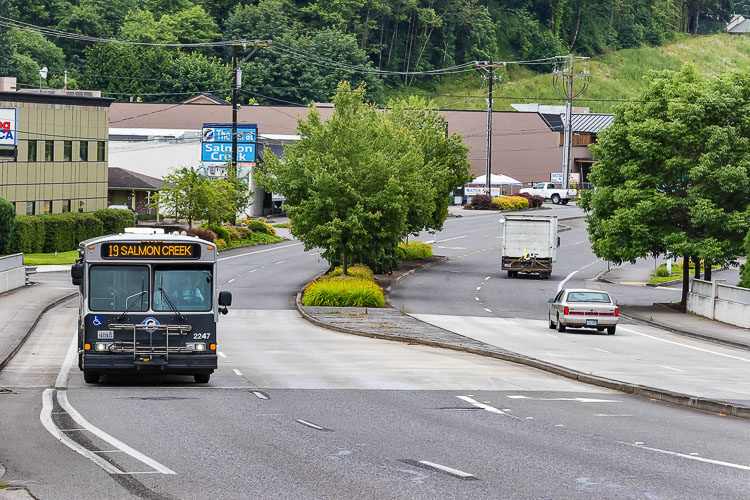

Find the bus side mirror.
[
  {"left": 71, "top": 264, "right": 83, "bottom": 286},
  {"left": 218, "top": 291, "right": 232, "bottom": 315}
]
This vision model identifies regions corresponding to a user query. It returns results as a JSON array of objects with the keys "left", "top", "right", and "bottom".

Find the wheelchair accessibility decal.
[{"left": 92, "top": 315, "right": 103, "bottom": 326}]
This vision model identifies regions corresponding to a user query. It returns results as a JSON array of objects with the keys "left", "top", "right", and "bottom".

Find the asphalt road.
[{"left": 2, "top": 217, "right": 750, "bottom": 498}]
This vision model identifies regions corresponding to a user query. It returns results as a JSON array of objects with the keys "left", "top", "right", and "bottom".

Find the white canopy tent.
[{"left": 469, "top": 174, "right": 523, "bottom": 186}]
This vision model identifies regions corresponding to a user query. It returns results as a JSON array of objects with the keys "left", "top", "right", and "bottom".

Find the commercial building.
[{"left": 0, "top": 78, "right": 112, "bottom": 216}]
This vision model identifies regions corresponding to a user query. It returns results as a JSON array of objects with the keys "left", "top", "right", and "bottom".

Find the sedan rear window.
[{"left": 567, "top": 292, "right": 611, "bottom": 303}]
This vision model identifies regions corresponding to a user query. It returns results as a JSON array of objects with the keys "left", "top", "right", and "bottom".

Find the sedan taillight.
[
  {"left": 564, "top": 306, "right": 569, "bottom": 315},
  {"left": 615, "top": 307, "right": 619, "bottom": 317}
]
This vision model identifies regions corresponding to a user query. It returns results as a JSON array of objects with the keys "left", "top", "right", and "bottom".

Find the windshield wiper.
[
  {"left": 116, "top": 279, "right": 147, "bottom": 321},
  {"left": 158, "top": 276, "right": 185, "bottom": 321}
]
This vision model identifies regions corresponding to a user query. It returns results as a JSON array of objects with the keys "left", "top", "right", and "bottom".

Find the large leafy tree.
[
  {"left": 581, "top": 64, "right": 750, "bottom": 306},
  {"left": 256, "top": 82, "right": 470, "bottom": 274}
]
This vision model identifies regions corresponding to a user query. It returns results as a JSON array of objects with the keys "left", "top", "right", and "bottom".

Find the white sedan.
[{"left": 548, "top": 289, "right": 619, "bottom": 335}]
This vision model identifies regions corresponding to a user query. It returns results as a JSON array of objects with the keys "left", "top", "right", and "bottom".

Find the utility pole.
[
  {"left": 231, "top": 40, "right": 270, "bottom": 183},
  {"left": 553, "top": 54, "right": 589, "bottom": 190},
  {"left": 475, "top": 59, "right": 504, "bottom": 196}
]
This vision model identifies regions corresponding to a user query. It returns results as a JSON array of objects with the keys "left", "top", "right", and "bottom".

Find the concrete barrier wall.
[
  {"left": 0, "top": 267, "right": 26, "bottom": 295},
  {"left": 0, "top": 253, "right": 23, "bottom": 273},
  {"left": 688, "top": 279, "right": 750, "bottom": 329}
]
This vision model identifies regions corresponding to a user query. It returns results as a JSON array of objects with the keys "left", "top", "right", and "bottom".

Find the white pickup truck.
[{"left": 518, "top": 183, "right": 577, "bottom": 205}]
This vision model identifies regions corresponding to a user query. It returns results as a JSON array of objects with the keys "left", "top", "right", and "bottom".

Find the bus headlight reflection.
[
  {"left": 95, "top": 342, "right": 113, "bottom": 352},
  {"left": 186, "top": 342, "right": 206, "bottom": 352}
]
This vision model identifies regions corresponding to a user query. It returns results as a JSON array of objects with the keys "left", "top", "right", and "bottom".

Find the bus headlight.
[
  {"left": 95, "top": 342, "right": 113, "bottom": 352},
  {"left": 186, "top": 342, "right": 206, "bottom": 352}
]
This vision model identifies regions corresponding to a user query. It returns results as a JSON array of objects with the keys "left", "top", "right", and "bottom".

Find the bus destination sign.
[{"left": 101, "top": 242, "right": 202, "bottom": 260}]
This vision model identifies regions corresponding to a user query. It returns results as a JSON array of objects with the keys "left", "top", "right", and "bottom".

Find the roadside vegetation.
[
  {"left": 303, "top": 264, "right": 385, "bottom": 308},
  {"left": 23, "top": 250, "right": 78, "bottom": 265},
  {"left": 582, "top": 64, "right": 750, "bottom": 307},
  {"left": 739, "top": 232, "right": 750, "bottom": 289},
  {"left": 466, "top": 194, "right": 543, "bottom": 211},
  {"left": 195, "top": 220, "right": 281, "bottom": 251}
]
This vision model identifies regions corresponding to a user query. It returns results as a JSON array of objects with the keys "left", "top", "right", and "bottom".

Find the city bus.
[{"left": 71, "top": 228, "right": 232, "bottom": 384}]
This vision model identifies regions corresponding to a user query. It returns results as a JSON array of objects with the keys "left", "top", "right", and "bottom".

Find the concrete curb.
[
  {"left": 295, "top": 261, "right": 750, "bottom": 419},
  {"left": 0, "top": 289, "right": 78, "bottom": 373}
]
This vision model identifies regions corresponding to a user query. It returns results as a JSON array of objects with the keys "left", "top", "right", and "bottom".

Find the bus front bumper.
[{"left": 81, "top": 353, "right": 217, "bottom": 373}]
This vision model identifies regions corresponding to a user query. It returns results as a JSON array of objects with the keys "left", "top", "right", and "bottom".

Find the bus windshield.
[
  {"left": 89, "top": 265, "right": 149, "bottom": 312},
  {"left": 153, "top": 266, "right": 212, "bottom": 312}
]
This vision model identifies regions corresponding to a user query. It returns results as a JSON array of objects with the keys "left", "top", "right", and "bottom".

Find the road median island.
[{"left": 295, "top": 258, "right": 750, "bottom": 420}]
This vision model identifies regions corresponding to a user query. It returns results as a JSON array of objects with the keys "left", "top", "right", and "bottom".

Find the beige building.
[{"left": 0, "top": 85, "right": 113, "bottom": 216}]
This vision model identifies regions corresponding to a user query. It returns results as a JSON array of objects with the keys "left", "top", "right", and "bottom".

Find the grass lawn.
[
  {"left": 649, "top": 263, "right": 695, "bottom": 284},
  {"left": 23, "top": 250, "right": 78, "bottom": 265}
]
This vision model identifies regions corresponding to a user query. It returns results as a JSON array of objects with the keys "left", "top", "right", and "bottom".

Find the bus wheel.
[
  {"left": 83, "top": 371, "right": 100, "bottom": 384},
  {"left": 194, "top": 374, "right": 210, "bottom": 384}
]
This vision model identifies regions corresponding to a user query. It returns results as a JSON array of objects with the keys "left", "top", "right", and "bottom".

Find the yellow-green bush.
[
  {"left": 492, "top": 196, "right": 530, "bottom": 210},
  {"left": 328, "top": 264, "right": 374, "bottom": 281},
  {"left": 397, "top": 241, "right": 433, "bottom": 259},
  {"left": 303, "top": 276, "right": 385, "bottom": 307}
]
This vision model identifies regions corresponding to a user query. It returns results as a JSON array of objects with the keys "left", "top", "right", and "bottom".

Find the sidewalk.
[{"left": 0, "top": 279, "right": 77, "bottom": 372}]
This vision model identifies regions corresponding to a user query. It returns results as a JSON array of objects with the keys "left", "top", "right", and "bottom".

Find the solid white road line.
[
  {"left": 40, "top": 389, "right": 123, "bottom": 475},
  {"left": 622, "top": 442, "right": 750, "bottom": 471},
  {"left": 57, "top": 391, "right": 177, "bottom": 475},
  {"left": 619, "top": 327, "right": 750, "bottom": 363},
  {"left": 218, "top": 243, "right": 303, "bottom": 262},
  {"left": 594, "top": 414, "right": 633, "bottom": 417},
  {"left": 297, "top": 419, "right": 324, "bottom": 430},
  {"left": 557, "top": 270, "right": 579, "bottom": 292},
  {"left": 437, "top": 235, "right": 470, "bottom": 243},
  {"left": 660, "top": 365, "right": 686, "bottom": 373},
  {"left": 55, "top": 333, "right": 78, "bottom": 388},
  {"left": 457, "top": 396, "right": 515, "bottom": 418},
  {"left": 418, "top": 461, "right": 475, "bottom": 479},
  {"left": 233, "top": 369, "right": 243, "bottom": 376}
]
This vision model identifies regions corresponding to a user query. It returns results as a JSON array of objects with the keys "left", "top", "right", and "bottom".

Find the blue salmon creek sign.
[
  {"left": 202, "top": 124, "right": 257, "bottom": 143},
  {"left": 201, "top": 142, "right": 256, "bottom": 162}
]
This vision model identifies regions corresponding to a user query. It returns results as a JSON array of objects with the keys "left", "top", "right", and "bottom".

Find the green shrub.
[
  {"left": 397, "top": 241, "right": 433, "bottom": 260},
  {"left": 656, "top": 266, "right": 672, "bottom": 277},
  {"left": 201, "top": 223, "right": 231, "bottom": 242},
  {"left": 74, "top": 212, "right": 104, "bottom": 244},
  {"left": 492, "top": 196, "right": 530, "bottom": 210},
  {"left": 214, "top": 238, "right": 227, "bottom": 249},
  {"left": 247, "top": 220, "right": 275, "bottom": 235},
  {"left": 0, "top": 197, "right": 15, "bottom": 253},
  {"left": 739, "top": 231, "right": 750, "bottom": 288},
  {"left": 303, "top": 277, "right": 385, "bottom": 307},
  {"left": 41, "top": 213, "right": 78, "bottom": 252},
  {"left": 10, "top": 215, "right": 45, "bottom": 253},
  {"left": 328, "top": 264, "right": 374, "bottom": 281},
  {"left": 94, "top": 209, "right": 135, "bottom": 235},
  {"left": 470, "top": 194, "right": 496, "bottom": 210}
]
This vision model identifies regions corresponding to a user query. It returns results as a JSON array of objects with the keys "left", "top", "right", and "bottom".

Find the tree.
[
  {"left": 151, "top": 167, "right": 212, "bottom": 229},
  {"left": 255, "top": 82, "right": 470, "bottom": 274},
  {"left": 0, "top": 197, "right": 15, "bottom": 254},
  {"left": 739, "top": 231, "right": 750, "bottom": 288},
  {"left": 581, "top": 64, "right": 750, "bottom": 307}
]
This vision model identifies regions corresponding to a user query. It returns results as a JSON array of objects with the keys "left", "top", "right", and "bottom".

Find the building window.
[
  {"left": 43, "top": 200, "right": 52, "bottom": 214},
  {"left": 26, "top": 201, "right": 35, "bottom": 215},
  {"left": 62, "top": 199, "right": 71, "bottom": 213},
  {"left": 64, "top": 141, "right": 72, "bottom": 161},
  {"left": 80, "top": 141, "right": 88, "bottom": 161},
  {"left": 27, "top": 140, "right": 37, "bottom": 162},
  {"left": 97, "top": 141, "right": 106, "bottom": 161},
  {"left": 45, "top": 140, "right": 54, "bottom": 161}
]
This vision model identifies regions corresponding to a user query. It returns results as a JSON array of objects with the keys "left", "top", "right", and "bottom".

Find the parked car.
[
  {"left": 548, "top": 289, "right": 618, "bottom": 334},
  {"left": 518, "top": 183, "right": 577, "bottom": 205},
  {"left": 107, "top": 204, "right": 139, "bottom": 223}
]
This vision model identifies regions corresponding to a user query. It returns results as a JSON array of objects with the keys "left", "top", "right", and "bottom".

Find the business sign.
[
  {"left": 569, "top": 172, "right": 580, "bottom": 183},
  {"left": 0, "top": 108, "right": 18, "bottom": 146},
  {"left": 201, "top": 124, "right": 257, "bottom": 143},
  {"left": 466, "top": 186, "right": 500, "bottom": 197},
  {"left": 550, "top": 172, "right": 564, "bottom": 184},
  {"left": 201, "top": 143, "right": 255, "bottom": 162}
]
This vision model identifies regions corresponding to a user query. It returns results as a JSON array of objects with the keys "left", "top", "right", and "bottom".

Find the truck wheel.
[
  {"left": 561, "top": 199, "right": 569, "bottom": 205},
  {"left": 556, "top": 315, "right": 566, "bottom": 333},
  {"left": 194, "top": 373, "right": 211, "bottom": 384},
  {"left": 83, "top": 371, "right": 100, "bottom": 384},
  {"left": 607, "top": 326, "right": 616, "bottom": 335},
  {"left": 507, "top": 271, "right": 517, "bottom": 278},
  {"left": 540, "top": 272, "right": 551, "bottom": 279},
  {"left": 551, "top": 194, "right": 561, "bottom": 204}
]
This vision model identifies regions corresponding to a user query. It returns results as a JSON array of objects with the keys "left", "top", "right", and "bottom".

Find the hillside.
[{"left": 419, "top": 34, "right": 750, "bottom": 113}]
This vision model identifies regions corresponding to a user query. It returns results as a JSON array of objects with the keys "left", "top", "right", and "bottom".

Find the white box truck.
[{"left": 501, "top": 215, "right": 559, "bottom": 279}]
